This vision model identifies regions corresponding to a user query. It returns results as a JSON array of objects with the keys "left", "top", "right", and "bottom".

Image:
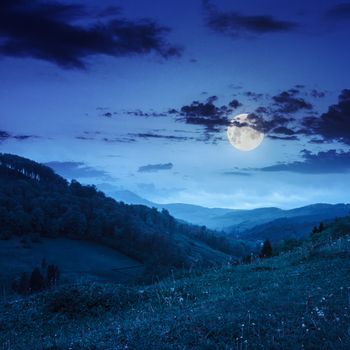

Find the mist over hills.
[{"left": 108, "top": 189, "right": 350, "bottom": 241}]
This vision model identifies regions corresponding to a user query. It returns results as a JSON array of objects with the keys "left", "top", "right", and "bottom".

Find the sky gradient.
[{"left": 1, "top": 0, "right": 350, "bottom": 209}]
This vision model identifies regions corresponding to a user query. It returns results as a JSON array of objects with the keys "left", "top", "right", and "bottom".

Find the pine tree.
[
  {"left": 30, "top": 267, "right": 45, "bottom": 292},
  {"left": 47, "top": 264, "right": 60, "bottom": 287},
  {"left": 259, "top": 240, "right": 273, "bottom": 258}
]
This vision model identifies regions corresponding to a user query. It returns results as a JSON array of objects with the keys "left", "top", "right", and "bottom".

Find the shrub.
[{"left": 46, "top": 284, "right": 141, "bottom": 318}]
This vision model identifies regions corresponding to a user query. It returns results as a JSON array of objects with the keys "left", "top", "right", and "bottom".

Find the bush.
[
  {"left": 279, "top": 238, "right": 303, "bottom": 253},
  {"left": 46, "top": 284, "right": 141, "bottom": 318}
]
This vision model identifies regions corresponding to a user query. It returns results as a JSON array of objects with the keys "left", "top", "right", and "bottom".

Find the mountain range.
[{"left": 106, "top": 189, "right": 350, "bottom": 241}]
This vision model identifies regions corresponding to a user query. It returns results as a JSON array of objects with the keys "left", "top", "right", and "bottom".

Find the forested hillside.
[{"left": 0, "top": 154, "right": 249, "bottom": 272}]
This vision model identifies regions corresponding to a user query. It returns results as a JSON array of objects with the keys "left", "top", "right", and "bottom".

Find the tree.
[
  {"left": 260, "top": 240, "right": 273, "bottom": 258},
  {"left": 318, "top": 222, "right": 325, "bottom": 232},
  {"left": 47, "top": 264, "right": 60, "bottom": 287},
  {"left": 30, "top": 267, "right": 45, "bottom": 292}
]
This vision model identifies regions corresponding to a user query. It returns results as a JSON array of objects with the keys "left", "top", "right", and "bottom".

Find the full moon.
[{"left": 227, "top": 113, "right": 264, "bottom": 151}]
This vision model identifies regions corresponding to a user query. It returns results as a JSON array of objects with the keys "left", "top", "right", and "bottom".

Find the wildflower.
[{"left": 315, "top": 307, "right": 325, "bottom": 317}]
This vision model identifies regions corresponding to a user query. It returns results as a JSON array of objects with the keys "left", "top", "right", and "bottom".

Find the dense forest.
[{"left": 0, "top": 153, "right": 248, "bottom": 271}]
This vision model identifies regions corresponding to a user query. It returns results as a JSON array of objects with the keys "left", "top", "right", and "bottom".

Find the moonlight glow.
[{"left": 227, "top": 113, "right": 264, "bottom": 152}]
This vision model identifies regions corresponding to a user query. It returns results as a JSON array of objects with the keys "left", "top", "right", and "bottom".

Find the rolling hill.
[
  {"left": 1, "top": 216, "right": 350, "bottom": 349},
  {"left": 106, "top": 189, "right": 350, "bottom": 240},
  {"left": 0, "top": 153, "right": 250, "bottom": 290}
]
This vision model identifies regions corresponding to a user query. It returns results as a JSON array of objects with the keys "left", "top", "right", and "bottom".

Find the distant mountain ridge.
[{"left": 108, "top": 189, "right": 350, "bottom": 241}]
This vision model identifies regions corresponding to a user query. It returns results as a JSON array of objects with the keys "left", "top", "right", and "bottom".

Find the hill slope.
[
  {"left": 1, "top": 230, "right": 349, "bottom": 349},
  {"left": 0, "top": 153, "right": 248, "bottom": 275},
  {"left": 0, "top": 238, "right": 144, "bottom": 293}
]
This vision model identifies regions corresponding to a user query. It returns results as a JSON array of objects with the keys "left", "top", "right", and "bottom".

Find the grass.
[
  {"left": 0, "top": 237, "right": 143, "bottom": 294},
  {"left": 1, "top": 237, "right": 350, "bottom": 349}
]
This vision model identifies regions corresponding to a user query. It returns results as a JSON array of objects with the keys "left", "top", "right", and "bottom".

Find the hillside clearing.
[{"left": 1, "top": 237, "right": 350, "bottom": 349}]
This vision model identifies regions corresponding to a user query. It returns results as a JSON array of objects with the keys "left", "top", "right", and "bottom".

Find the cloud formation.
[
  {"left": 309, "top": 89, "right": 350, "bottom": 144},
  {"left": 203, "top": 0, "right": 297, "bottom": 39},
  {"left": 259, "top": 149, "right": 350, "bottom": 174},
  {"left": 272, "top": 90, "right": 313, "bottom": 114},
  {"left": 326, "top": 3, "right": 350, "bottom": 20},
  {"left": 0, "top": 0, "right": 181, "bottom": 69},
  {"left": 178, "top": 96, "right": 241, "bottom": 132},
  {"left": 138, "top": 163, "right": 173, "bottom": 173},
  {"left": 0, "top": 130, "right": 39, "bottom": 142},
  {"left": 45, "top": 161, "right": 111, "bottom": 179}
]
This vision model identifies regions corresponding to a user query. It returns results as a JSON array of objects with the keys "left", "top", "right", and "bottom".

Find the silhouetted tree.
[
  {"left": 30, "top": 268, "right": 45, "bottom": 292},
  {"left": 318, "top": 222, "right": 325, "bottom": 232},
  {"left": 260, "top": 240, "right": 273, "bottom": 258},
  {"left": 312, "top": 221, "right": 326, "bottom": 236},
  {"left": 47, "top": 264, "right": 60, "bottom": 287}
]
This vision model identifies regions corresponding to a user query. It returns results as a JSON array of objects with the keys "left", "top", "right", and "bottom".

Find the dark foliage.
[
  {"left": 12, "top": 262, "right": 60, "bottom": 295},
  {"left": 259, "top": 239, "right": 273, "bottom": 258},
  {"left": 0, "top": 153, "right": 239, "bottom": 272},
  {"left": 47, "top": 264, "right": 60, "bottom": 288},
  {"left": 30, "top": 267, "right": 45, "bottom": 292},
  {"left": 311, "top": 222, "right": 326, "bottom": 239}
]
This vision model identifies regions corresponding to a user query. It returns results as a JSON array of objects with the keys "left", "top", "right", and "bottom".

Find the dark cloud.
[
  {"left": 228, "top": 99, "right": 242, "bottom": 109},
  {"left": 138, "top": 163, "right": 173, "bottom": 173},
  {"left": 102, "top": 112, "right": 112, "bottom": 118},
  {"left": 178, "top": 96, "right": 239, "bottom": 132},
  {"left": 45, "top": 161, "right": 112, "bottom": 179},
  {"left": 0, "top": 130, "right": 39, "bottom": 142},
  {"left": 312, "top": 89, "right": 350, "bottom": 144},
  {"left": 203, "top": 0, "right": 297, "bottom": 38},
  {"left": 271, "top": 126, "right": 297, "bottom": 136},
  {"left": 76, "top": 132, "right": 137, "bottom": 143},
  {"left": 0, "top": 131, "right": 11, "bottom": 142},
  {"left": 129, "top": 133, "right": 193, "bottom": 141},
  {"left": 272, "top": 90, "right": 313, "bottom": 114},
  {"left": 102, "top": 137, "right": 136, "bottom": 143},
  {"left": 310, "top": 89, "right": 326, "bottom": 98},
  {"left": 267, "top": 135, "right": 299, "bottom": 141},
  {"left": 244, "top": 91, "right": 264, "bottom": 101},
  {"left": 326, "top": 3, "right": 350, "bottom": 19},
  {"left": 0, "top": 0, "right": 182, "bottom": 69},
  {"left": 259, "top": 149, "right": 350, "bottom": 174},
  {"left": 125, "top": 110, "right": 167, "bottom": 117},
  {"left": 246, "top": 89, "right": 350, "bottom": 145}
]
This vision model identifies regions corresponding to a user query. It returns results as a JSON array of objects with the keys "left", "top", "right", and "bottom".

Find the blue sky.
[{"left": 1, "top": 0, "right": 350, "bottom": 208}]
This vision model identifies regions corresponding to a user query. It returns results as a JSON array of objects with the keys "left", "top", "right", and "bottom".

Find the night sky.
[{"left": 1, "top": 0, "right": 350, "bottom": 209}]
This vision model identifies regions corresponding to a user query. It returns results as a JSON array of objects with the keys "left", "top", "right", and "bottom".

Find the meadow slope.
[{"left": 1, "top": 236, "right": 350, "bottom": 349}]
